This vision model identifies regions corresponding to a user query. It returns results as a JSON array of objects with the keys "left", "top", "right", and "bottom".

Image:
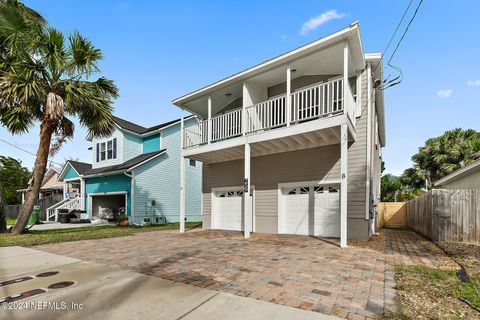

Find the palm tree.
[{"left": 0, "top": 1, "right": 118, "bottom": 234}]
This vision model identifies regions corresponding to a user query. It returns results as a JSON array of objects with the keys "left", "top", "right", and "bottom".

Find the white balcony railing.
[
  {"left": 291, "top": 78, "right": 343, "bottom": 122},
  {"left": 183, "top": 78, "right": 354, "bottom": 149},
  {"left": 245, "top": 95, "right": 286, "bottom": 133},
  {"left": 211, "top": 108, "right": 243, "bottom": 141}
]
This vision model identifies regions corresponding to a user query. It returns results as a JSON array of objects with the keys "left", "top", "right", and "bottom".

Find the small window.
[
  {"left": 100, "top": 142, "right": 106, "bottom": 161},
  {"left": 189, "top": 159, "right": 197, "bottom": 167},
  {"left": 97, "top": 138, "right": 117, "bottom": 162},
  {"left": 300, "top": 187, "right": 309, "bottom": 194},
  {"left": 287, "top": 188, "right": 297, "bottom": 195},
  {"left": 314, "top": 186, "right": 324, "bottom": 193},
  {"left": 107, "top": 140, "right": 113, "bottom": 159},
  {"left": 328, "top": 187, "right": 338, "bottom": 193}
]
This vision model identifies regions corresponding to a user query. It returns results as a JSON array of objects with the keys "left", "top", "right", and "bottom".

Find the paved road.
[{"left": 0, "top": 247, "right": 339, "bottom": 320}]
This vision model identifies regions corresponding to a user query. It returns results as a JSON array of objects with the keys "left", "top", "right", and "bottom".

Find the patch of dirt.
[
  {"left": 439, "top": 242, "right": 480, "bottom": 278},
  {"left": 395, "top": 265, "right": 478, "bottom": 319},
  {"left": 349, "top": 229, "right": 386, "bottom": 253}
]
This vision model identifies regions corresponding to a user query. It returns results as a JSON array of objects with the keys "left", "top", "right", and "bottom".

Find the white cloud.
[
  {"left": 436, "top": 89, "right": 453, "bottom": 98},
  {"left": 467, "top": 80, "right": 480, "bottom": 87},
  {"left": 300, "top": 10, "right": 345, "bottom": 35}
]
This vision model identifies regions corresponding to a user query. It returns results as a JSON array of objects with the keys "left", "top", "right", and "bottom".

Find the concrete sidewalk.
[{"left": 0, "top": 247, "right": 339, "bottom": 320}]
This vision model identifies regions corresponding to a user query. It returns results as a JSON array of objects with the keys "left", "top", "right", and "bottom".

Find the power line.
[
  {"left": 0, "top": 138, "right": 62, "bottom": 166},
  {"left": 380, "top": 0, "right": 424, "bottom": 90},
  {"left": 371, "top": 0, "right": 414, "bottom": 78}
]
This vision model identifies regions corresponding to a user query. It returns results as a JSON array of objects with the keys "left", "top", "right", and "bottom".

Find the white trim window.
[{"left": 96, "top": 138, "right": 117, "bottom": 162}]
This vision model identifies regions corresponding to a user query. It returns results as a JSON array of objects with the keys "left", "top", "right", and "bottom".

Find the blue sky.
[{"left": 1, "top": 0, "right": 479, "bottom": 176}]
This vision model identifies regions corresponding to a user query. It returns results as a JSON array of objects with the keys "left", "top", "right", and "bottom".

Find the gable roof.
[
  {"left": 58, "top": 160, "right": 92, "bottom": 180},
  {"left": 113, "top": 116, "right": 186, "bottom": 135},
  {"left": 434, "top": 159, "right": 480, "bottom": 187},
  {"left": 82, "top": 150, "right": 166, "bottom": 176},
  {"left": 68, "top": 161, "right": 92, "bottom": 175}
]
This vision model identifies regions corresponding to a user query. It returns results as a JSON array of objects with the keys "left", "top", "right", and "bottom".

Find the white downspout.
[
  {"left": 366, "top": 63, "right": 372, "bottom": 225},
  {"left": 124, "top": 171, "right": 135, "bottom": 224}
]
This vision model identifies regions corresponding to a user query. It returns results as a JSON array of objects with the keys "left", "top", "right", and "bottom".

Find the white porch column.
[
  {"left": 242, "top": 82, "right": 247, "bottom": 136},
  {"left": 286, "top": 66, "right": 292, "bottom": 127},
  {"left": 340, "top": 123, "right": 348, "bottom": 248},
  {"left": 21, "top": 192, "right": 25, "bottom": 204},
  {"left": 63, "top": 182, "right": 68, "bottom": 199},
  {"left": 207, "top": 96, "right": 212, "bottom": 144},
  {"left": 244, "top": 143, "right": 251, "bottom": 238},
  {"left": 80, "top": 178, "right": 85, "bottom": 210},
  {"left": 343, "top": 41, "right": 349, "bottom": 116},
  {"left": 180, "top": 117, "right": 186, "bottom": 233}
]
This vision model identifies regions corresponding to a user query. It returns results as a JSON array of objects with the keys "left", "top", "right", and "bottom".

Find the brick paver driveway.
[{"left": 36, "top": 229, "right": 440, "bottom": 319}]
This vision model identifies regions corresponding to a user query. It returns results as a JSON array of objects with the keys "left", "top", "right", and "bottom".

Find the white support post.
[
  {"left": 244, "top": 143, "right": 251, "bottom": 238},
  {"left": 180, "top": 116, "right": 186, "bottom": 233},
  {"left": 340, "top": 123, "right": 348, "bottom": 248},
  {"left": 63, "top": 182, "right": 68, "bottom": 199},
  {"left": 286, "top": 66, "right": 292, "bottom": 127},
  {"left": 207, "top": 96, "right": 212, "bottom": 144},
  {"left": 80, "top": 179, "right": 85, "bottom": 210},
  {"left": 242, "top": 82, "right": 247, "bottom": 136},
  {"left": 343, "top": 41, "right": 349, "bottom": 117}
]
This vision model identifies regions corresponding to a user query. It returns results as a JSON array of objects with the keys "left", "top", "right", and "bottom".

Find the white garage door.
[
  {"left": 281, "top": 184, "right": 340, "bottom": 237},
  {"left": 213, "top": 189, "right": 244, "bottom": 231}
]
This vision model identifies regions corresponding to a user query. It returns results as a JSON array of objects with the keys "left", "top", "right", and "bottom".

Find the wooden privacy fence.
[
  {"left": 379, "top": 202, "right": 407, "bottom": 228},
  {"left": 406, "top": 189, "right": 480, "bottom": 242},
  {"left": 4, "top": 205, "right": 21, "bottom": 219}
]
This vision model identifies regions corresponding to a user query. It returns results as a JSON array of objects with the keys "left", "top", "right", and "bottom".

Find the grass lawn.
[
  {"left": 6, "top": 218, "right": 16, "bottom": 225},
  {"left": 395, "top": 241, "right": 480, "bottom": 319},
  {"left": 0, "top": 222, "right": 201, "bottom": 247}
]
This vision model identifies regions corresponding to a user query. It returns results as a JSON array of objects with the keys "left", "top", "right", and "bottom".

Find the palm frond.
[{"left": 67, "top": 30, "right": 102, "bottom": 78}]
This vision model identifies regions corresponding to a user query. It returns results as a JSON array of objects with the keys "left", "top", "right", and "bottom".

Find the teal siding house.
[{"left": 56, "top": 116, "right": 202, "bottom": 224}]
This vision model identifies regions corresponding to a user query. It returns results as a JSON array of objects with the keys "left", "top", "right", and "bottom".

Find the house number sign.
[{"left": 244, "top": 178, "right": 249, "bottom": 192}]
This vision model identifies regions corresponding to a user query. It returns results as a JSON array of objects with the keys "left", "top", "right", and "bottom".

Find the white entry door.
[{"left": 280, "top": 184, "right": 340, "bottom": 237}]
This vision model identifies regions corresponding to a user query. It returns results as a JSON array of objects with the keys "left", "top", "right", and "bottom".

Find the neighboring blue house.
[{"left": 53, "top": 116, "right": 202, "bottom": 224}]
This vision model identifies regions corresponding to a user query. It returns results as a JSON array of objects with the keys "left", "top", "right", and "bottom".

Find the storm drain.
[
  {"left": 48, "top": 281, "right": 75, "bottom": 289},
  {"left": 0, "top": 276, "right": 33, "bottom": 287},
  {"left": 1, "top": 288, "right": 46, "bottom": 303},
  {"left": 36, "top": 271, "right": 60, "bottom": 277}
]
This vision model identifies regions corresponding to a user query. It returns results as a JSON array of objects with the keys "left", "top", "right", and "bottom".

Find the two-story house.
[
  {"left": 52, "top": 116, "right": 202, "bottom": 224},
  {"left": 173, "top": 23, "right": 385, "bottom": 246}
]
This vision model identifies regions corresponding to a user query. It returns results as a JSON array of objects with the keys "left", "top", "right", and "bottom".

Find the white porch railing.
[
  {"left": 245, "top": 95, "right": 286, "bottom": 133},
  {"left": 182, "top": 78, "right": 355, "bottom": 149},
  {"left": 291, "top": 79, "right": 344, "bottom": 122},
  {"left": 211, "top": 108, "right": 243, "bottom": 141},
  {"left": 46, "top": 197, "right": 82, "bottom": 221},
  {"left": 183, "top": 120, "right": 208, "bottom": 148}
]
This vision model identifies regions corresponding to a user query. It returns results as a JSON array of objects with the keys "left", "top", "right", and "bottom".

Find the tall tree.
[
  {"left": 0, "top": 156, "right": 31, "bottom": 204},
  {"left": 401, "top": 128, "right": 480, "bottom": 189},
  {"left": 0, "top": 1, "right": 118, "bottom": 234}
]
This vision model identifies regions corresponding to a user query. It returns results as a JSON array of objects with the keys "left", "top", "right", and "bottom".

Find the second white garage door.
[{"left": 280, "top": 183, "right": 340, "bottom": 237}]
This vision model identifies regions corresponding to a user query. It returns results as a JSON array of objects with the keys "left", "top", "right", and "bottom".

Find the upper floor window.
[
  {"left": 96, "top": 138, "right": 117, "bottom": 162},
  {"left": 189, "top": 159, "right": 197, "bottom": 167}
]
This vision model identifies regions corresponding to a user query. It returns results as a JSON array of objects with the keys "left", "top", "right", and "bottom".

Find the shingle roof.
[
  {"left": 82, "top": 150, "right": 165, "bottom": 176},
  {"left": 113, "top": 116, "right": 185, "bottom": 135},
  {"left": 68, "top": 160, "right": 92, "bottom": 175}
]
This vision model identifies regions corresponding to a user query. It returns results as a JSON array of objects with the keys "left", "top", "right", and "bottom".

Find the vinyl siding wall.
[
  {"left": 84, "top": 174, "right": 132, "bottom": 216},
  {"left": 63, "top": 166, "right": 79, "bottom": 180},
  {"left": 143, "top": 134, "right": 161, "bottom": 153},
  {"left": 123, "top": 132, "right": 143, "bottom": 161},
  {"left": 132, "top": 119, "right": 202, "bottom": 224}
]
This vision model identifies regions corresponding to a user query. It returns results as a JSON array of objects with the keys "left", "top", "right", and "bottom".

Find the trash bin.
[
  {"left": 28, "top": 205, "right": 40, "bottom": 225},
  {"left": 58, "top": 213, "right": 70, "bottom": 223}
]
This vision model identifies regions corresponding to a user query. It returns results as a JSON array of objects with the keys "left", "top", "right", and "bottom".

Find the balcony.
[{"left": 183, "top": 78, "right": 356, "bottom": 149}]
